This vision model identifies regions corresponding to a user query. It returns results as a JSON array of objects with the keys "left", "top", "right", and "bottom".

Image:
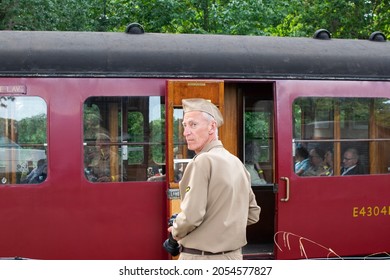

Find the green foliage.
[
  {"left": 266, "top": 0, "right": 390, "bottom": 39},
  {"left": 1, "top": 0, "right": 389, "bottom": 38},
  {"left": 375, "top": 99, "right": 390, "bottom": 129},
  {"left": 0, "top": 0, "right": 102, "bottom": 31},
  {"left": 17, "top": 114, "right": 47, "bottom": 144},
  {"left": 150, "top": 118, "right": 165, "bottom": 163},
  {"left": 245, "top": 111, "right": 271, "bottom": 162}
]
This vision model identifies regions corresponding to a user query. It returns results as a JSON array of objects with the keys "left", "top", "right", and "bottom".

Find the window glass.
[
  {"left": 244, "top": 97, "right": 274, "bottom": 185},
  {"left": 83, "top": 96, "right": 165, "bottom": 183},
  {"left": 0, "top": 96, "right": 47, "bottom": 185},
  {"left": 293, "top": 97, "right": 390, "bottom": 177},
  {"left": 172, "top": 107, "right": 194, "bottom": 183}
]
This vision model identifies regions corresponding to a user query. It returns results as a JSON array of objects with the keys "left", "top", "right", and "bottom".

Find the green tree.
[
  {"left": 266, "top": 0, "right": 390, "bottom": 39},
  {"left": 105, "top": 0, "right": 270, "bottom": 34},
  {"left": 0, "top": 0, "right": 103, "bottom": 31},
  {"left": 1, "top": 0, "right": 389, "bottom": 39},
  {"left": 17, "top": 114, "right": 47, "bottom": 144}
]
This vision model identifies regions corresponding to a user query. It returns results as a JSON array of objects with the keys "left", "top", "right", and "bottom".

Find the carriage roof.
[{"left": 1, "top": 30, "right": 389, "bottom": 80}]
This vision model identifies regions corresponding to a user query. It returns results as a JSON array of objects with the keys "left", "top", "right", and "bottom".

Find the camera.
[{"left": 163, "top": 213, "right": 180, "bottom": 256}]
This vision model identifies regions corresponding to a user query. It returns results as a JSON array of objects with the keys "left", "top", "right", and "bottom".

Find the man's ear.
[{"left": 209, "top": 121, "right": 216, "bottom": 134}]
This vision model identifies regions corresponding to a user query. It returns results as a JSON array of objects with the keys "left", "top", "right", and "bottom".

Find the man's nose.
[{"left": 183, "top": 127, "right": 191, "bottom": 135}]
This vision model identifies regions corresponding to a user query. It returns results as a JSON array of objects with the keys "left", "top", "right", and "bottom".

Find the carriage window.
[
  {"left": 83, "top": 96, "right": 165, "bottom": 183},
  {"left": 244, "top": 97, "right": 274, "bottom": 185},
  {"left": 293, "top": 97, "right": 390, "bottom": 177},
  {"left": 0, "top": 96, "right": 47, "bottom": 185}
]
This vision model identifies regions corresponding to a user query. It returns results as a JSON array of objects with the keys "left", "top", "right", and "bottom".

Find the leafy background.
[{"left": 1, "top": 0, "right": 389, "bottom": 38}]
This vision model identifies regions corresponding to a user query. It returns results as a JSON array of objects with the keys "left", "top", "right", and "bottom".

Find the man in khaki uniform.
[{"left": 168, "top": 98, "right": 261, "bottom": 260}]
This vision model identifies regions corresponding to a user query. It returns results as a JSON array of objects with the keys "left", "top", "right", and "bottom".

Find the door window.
[
  {"left": 166, "top": 80, "right": 224, "bottom": 188},
  {"left": 244, "top": 97, "right": 274, "bottom": 185}
]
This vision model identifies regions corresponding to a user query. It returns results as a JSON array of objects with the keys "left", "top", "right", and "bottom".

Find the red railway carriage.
[{"left": 0, "top": 27, "right": 390, "bottom": 260}]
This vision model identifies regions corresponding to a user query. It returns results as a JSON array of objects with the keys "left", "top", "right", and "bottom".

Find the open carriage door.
[{"left": 166, "top": 80, "right": 224, "bottom": 239}]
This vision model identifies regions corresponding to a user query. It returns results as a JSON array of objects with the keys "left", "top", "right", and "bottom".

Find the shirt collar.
[
  {"left": 194, "top": 140, "right": 223, "bottom": 158},
  {"left": 342, "top": 165, "right": 356, "bottom": 175}
]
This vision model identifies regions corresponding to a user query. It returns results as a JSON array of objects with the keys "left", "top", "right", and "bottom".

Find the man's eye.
[{"left": 190, "top": 123, "right": 197, "bottom": 128}]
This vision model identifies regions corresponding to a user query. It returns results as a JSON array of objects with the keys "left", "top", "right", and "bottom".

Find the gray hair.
[{"left": 202, "top": 112, "right": 219, "bottom": 139}]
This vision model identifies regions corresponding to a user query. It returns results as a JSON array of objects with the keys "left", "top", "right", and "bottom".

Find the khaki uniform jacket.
[{"left": 172, "top": 140, "right": 261, "bottom": 253}]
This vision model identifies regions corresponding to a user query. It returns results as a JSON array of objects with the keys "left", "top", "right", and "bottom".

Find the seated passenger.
[
  {"left": 147, "top": 166, "right": 166, "bottom": 182},
  {"left": 245, "top": 141, "right": 267, "bottom": 185},
  {"left": 85, "top": 133, "right": 126, "bottom": 182},
  {"left": 302, "top": 147, "right": 326, "bottom": 176},
  {"left": 294, "top": 146, "right": 310, "bottom": 176},
  {"left": 22, "top": 158, "right": 47, "bottom": 184},
  {"left": 341, "top": 148, "right": 365, "bottom": 176},
  {"left": 147, "top": 174, "right": 166, "bottom": 182},
  {"left": 320, "top": 148, "right": 334, "bottom": 176}
]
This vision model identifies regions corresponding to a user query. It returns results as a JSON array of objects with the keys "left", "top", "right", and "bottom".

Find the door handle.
[{"left": 280, "top": 177, "right": 290, "bottom": 202}]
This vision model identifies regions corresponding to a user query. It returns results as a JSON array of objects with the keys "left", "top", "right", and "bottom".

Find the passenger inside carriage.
[
  {"left": 84, "top": 132, "right": 126, "bottom": 182},
  {"left": 320, "top": 147, "right": 334, "bottom": 176},
  {"left": 21, "top": 158, "right": 47, "bottom": 184},
  {"left": 341, "top": 147, "right": 366, "bottom": 176},
  {"left": 147, "top": 165, "right": 166, "bottom": 181},
  {"left": 294, "top": 145, "right": 310, "bottom": 176},
  {"left": 302, "top": 147, "right": 327, "bottom": 177},
  {"left": 244, "top": 141, "right": 267, "bottom": 185}
]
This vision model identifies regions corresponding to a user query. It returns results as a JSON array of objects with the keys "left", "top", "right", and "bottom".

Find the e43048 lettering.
[{"left": 353, "top": 206, "right": 390, "bottom": 217}]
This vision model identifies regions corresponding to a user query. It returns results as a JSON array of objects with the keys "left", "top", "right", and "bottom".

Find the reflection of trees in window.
[
  {"left": 245, "top": 112, "right": 268, "bottom": 139},
  {"left": 340, "top": 98, "right": 370, "bottom": 131},
  {"left": 0, "top": 97, "right": 46, "bottom": 145},
  {"left": 173, "top": 108, "right": 184, "bottom": 153},
  {"left": 127, "top": 111, "right": 144, "bottom": 164},
  {"left": 293, "top": 98, "right": 334, "bottom": 140},
  {"left": 293, "top": 98, "right": 316, "bottom": 140},
  {"left": 173, "top": 108, "right": 194, "bottom": 161},
  {"left": 150, "top": 110, "right": 165, "bottom": 164},
  {"left": 17, "top": 114, "right": 47, "bottom": 144},
  {"left": 83, "top": 104, "right": 101, "bottom": 141},
  {"left": 293, "top": 102, "right": 302, "bottom": 139},
  {"left": 374, "top": 99, "right": 390, "bottom": 129},
  {"left": 245, "top": 111, "right": 271, "bottom": 162}
]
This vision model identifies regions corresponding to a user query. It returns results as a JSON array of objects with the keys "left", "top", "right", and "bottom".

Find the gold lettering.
[
  {"left": 352, "top": 207, "right": 358, "bottom": 217},
  {"left": 367, "top": 207, "right": 372, "bottom": 217},
  {"left": 187, "top": 82, "right": 206, "bottom": 87},
  {"left": 373, "top": 206, "right": 380, "bottom": 216},
  {"left": 353, "top": 205, "right": 390, "bottom": 218}
]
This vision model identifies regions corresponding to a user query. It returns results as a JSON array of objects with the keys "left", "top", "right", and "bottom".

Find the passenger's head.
[
  {"left": 295, "top": 146, "right": 309, "bottom": 160},
  {"left": 37, "top": 158, "right": 46, "bottom": 167},
  {"left": 324, "top": 148, "right": 333, "bottom": 166},
  {"left": 96, "top": 133, "right": 110, "bottom": 143},
  {"left": 309, "top": 147, "right": 325, "bottom": 166},
  {"left": 245, "top": 141, "right": 261, "bottom": 164},
  {"left": 181, "top": 98, "right": 223, "bottom": 154},
  {"left": 95, "top": 133, "right": 111, "bottom": 153},
  {"left": 343, "top": 148, "right": 359, "bottom": 168}
]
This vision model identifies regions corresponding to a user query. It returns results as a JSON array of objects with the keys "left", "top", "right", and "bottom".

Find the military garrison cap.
[{"left": 182, "top": 98, "right": 224, "bottom": 127}]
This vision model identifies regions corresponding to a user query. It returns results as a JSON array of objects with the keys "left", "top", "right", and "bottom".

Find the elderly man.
[
  {"left": 341, "top": 148, "right": 365, "bottom": 175},
  {"left": 168, "top": 98, "right": 260, "bottom": 260}
]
